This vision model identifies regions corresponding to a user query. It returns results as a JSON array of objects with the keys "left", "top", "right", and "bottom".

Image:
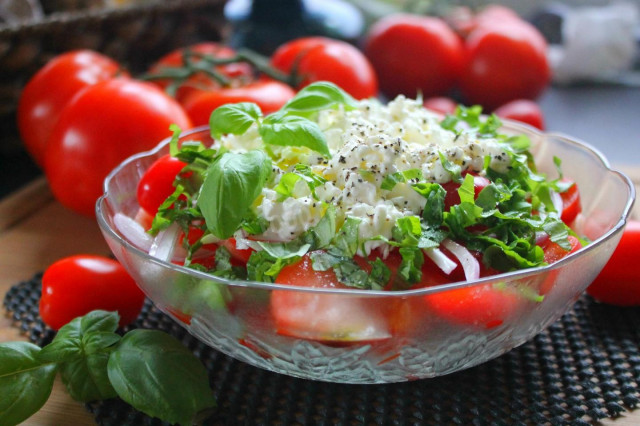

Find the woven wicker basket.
[{"left": 0, "top": 0, "right": 227, "bottom": 118}]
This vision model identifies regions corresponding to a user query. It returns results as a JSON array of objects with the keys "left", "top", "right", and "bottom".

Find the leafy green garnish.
[
  {"left": 198, "top": 150, "right": 272, "bottom": 239},
  {"left": 0, "top": 311, "right": 215, "bottom": 426},
  {"left": 208, "top": 82, "right": 357, "bottom": 158}
]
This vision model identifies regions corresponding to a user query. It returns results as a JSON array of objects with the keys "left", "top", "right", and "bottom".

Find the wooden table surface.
[{"left": 1, "top": 170, "right": 639, "bottom": 426}]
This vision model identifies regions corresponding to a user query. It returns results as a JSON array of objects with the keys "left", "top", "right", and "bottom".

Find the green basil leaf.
[
  {"left": 381, "top": 169, "right": 423, "bottom": 191},
  {"left": 209, "top": 102, "right": 262, "bottom": 139},
  {"left": 38, "top": 311, "right": 120, "bottom": 402},
  {"left": 439, "top": 152, "right": 462, "bottom": 183},
  {"left": 458, "top": 173, "right": 476, "bottom": 204},
  {"left": 198, "top": 150, "right": 272, "bottom": 239},
  {"left": 282, "top": 81, "right": 358, "bottom": 115},
  {"left": 108, "top": 329, "right": 215, "bottom": 426},
  {"left": 543, "top": 216, "right": 571, "bottom": 250},
  {"left": 0, "top": 342, "right": 57, "bottom": 426},
  {"left": 260, "top": 114, "right": 331, "bottom": 157},
  {"left": 332, "top": 216, "right": 362, "bottom": 257},
  {"left": 246, "top": 250, "right": 298, "bottom": 282},
  {"left": 59, "top": 343, "right": 118, "bottom": 402},
  {"left": 303, "top": 205, "right": 336, "bottom": 250},
  {"left": 38, "top": 311, "right": 119, "bottom": 364},
  {"left": 397, "top": 247, "right": 424, "bottom": 284}
]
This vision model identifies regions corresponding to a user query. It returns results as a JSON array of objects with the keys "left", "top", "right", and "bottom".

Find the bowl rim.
[{"left": 96, "top": 124, "right": 636, "bottom": 297}]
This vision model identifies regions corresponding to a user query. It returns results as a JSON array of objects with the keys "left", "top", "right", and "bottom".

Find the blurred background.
[{"left": 1, "top": 0, "right": 639, "bottom": 199}]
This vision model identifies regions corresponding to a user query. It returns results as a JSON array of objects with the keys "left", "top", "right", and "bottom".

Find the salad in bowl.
[{"left": 97, "top": 82, "right": 634, "bottom": 383}]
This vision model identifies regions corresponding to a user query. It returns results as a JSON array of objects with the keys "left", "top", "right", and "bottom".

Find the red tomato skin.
[
  {"left": 40, "top": 255, "right": 145, "bottom": 330},
  {"left": 459, "top": 20, "right": 551, "bottom": 110},
  {"left": 148, "top": 42, "right": 251, "bottom": 103},
  {"left": 270, "top": 37, "right": 328, "bottom": 72},
  {"left": 271, "top": 253, "right": 394, "bottom": 342},
  {"left": 272, "top": 37, "right": 378, "bottom": 100},
  {"left": 221, "top": 238, "right": 254, "bottom": 265},
  {"left": 541, "top": 235, "right": 582, "bottom": 264},
  {"left": 587, "top": 220, "right": 640, "bottom": 306},
  {"left": 493, "top": 99, "right": 545, "bottom": 130},
  {"left": 423, "top": 97, "right": 458, "bottom": 115},
  {"left": 136, "top": 154, "right": 187, "bottom": 215},
  {"left": 441, "top": 173, "right": 491, "bottom": 210},
  {"left": 182, "top": 79, "right": 295, "bottom": 126},
  {"left": 559, "top": 180, "right": 581, "bottom": 225},
  {"left": 44, "top": 77, "right": 192, "bottom": 217},
  {"left": 17, "top": 50, "right": 121, "bottom": 167},
  {"left": 425, "top": 283, "right": 523, "bottom": 329},
  {"left": 364, "top": 14, "right": 464, "bottom": 98}
]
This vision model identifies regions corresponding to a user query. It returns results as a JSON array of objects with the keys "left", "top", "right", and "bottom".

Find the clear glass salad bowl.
[{"left": 96, "top": 124, "right": 635, "bottom": 384}]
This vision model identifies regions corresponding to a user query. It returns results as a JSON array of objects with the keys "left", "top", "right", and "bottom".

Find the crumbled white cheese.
[{"left": 222, "top": 95, "right": 508, "bottom": 252}]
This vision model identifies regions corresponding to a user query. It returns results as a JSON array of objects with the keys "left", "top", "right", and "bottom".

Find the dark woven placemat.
[{"left": 4, "top": 274, "right": 640, "bottom": 425}]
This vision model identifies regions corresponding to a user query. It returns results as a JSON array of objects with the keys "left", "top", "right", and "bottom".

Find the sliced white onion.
[
  {"left": 114, "top": 213, "right": 153, "bottom": 251},
  {"left": 550, "top": 190, "right": 563, "bottom": 216},
  {"left": 149, "top": 223, "right": 181, "bottom": 262},
  {"left": 424, "top": 247, "right": 457, "bottom": 275},
  {"left": 442, "top": 239, "right": 481, "bottom": 281}
]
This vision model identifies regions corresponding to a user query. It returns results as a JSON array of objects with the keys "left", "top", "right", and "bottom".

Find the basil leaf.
[
  {"left": 199, "top": 150, "right": 272, "bottom": 239},
  {"left": 303, "top": 205, "right": 336, "bottom": 250},
  {"left": 397, "top": 247, "right": 424, "bottom": 285},
  {"left": 458, "top": 173, "right": 476, "bottom": 204},
  {"left": 381, "top": 169, "right": 423, "bottom": 191},
  {"left": 0, "top": 342, "right": 57, "bottom": 426},
  {"left": 333, "top": 216, "right": 362, "bottom": 257},
  {"left": 39, "top": 311, "right": 120, "bottom": 402},
  {"left": 246, "top": 250, "right": 299, "bottom": 282},
  {"left": 108, "top": 329, "right": 215, "bottom": 426},
  {"left": 209, "top": 102, "right": 262, "bottom": 139},
  {"left": 38, "top": 310, "right": 119, "bottom": 363},
  {"left": 259, "top": 114, "right": 331, "bottom": 157},
  {"left": 412, "top": 182, "right": 445, "bottom": 226},
  {"left": 282, "top": 81, "right": 358, "bottom": 115},
  {"left": 439, "top": 152, "right": 462, "bottom": 183},
  {"left": 59, "top": 339, "right": 118, "bottom": 402}
]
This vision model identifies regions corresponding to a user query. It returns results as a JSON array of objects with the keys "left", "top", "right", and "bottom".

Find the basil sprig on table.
[{"left": 0, "top": 310, "right": 215, "bottom": 426}]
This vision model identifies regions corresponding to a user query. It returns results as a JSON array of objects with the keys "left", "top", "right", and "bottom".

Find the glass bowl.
[{"left": 96, "top": 123, "right": 635, "bottom": 384}]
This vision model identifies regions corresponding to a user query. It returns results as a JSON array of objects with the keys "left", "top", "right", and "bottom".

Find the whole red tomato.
[
  {"left": 40, "top": 255, "right": 145, "bottom": 330},
  {"left": 447, "top": 4, "right": 521, "bottom": 38},
  {"left": 17, "top": 50, "right": 122, "bottom": 166},
  {"left": 147, "top": 42, "right": 252, "bottom": 103},
  {"left": 271, "top": 36, "right": 378, "bottom": 100},
  {"left": 182, "top": 78, "right": 295, "bottom": 126},
  {"left": 587, "top": 220, "right": 640, "bottom": 306},
  {"left": 493, "top": 99, "right": 546, "bottom": 130},
  {"left": 363, "top": 14, "right": 464, "bottom": 99},
  {"left": 459, "top": 20, "right": 551, "bottom": 110},
  {"left": 44, "top": 77, "right": 192, "bottom": 216}
]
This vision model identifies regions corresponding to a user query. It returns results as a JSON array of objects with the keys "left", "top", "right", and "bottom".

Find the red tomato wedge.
[
  {"left": 559, "top": 179, "right": 581, "bottom": 225},
  {"left": 271, "top": 254, "right": 392, "bottom": 342},
  {"left": 424, "top": 282, "right": 524, "bottom": 329}
]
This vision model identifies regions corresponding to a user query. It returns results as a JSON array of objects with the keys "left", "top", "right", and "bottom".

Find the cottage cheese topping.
[{"left": 220, "top": 95, "right": 511, "bottom": 252}]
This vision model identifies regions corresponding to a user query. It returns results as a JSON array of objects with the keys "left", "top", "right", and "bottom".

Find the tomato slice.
[
  {"left": 441, "top": 173, "right": 490, "bottom": 210},
  {"left": 424, "top": 282, "right": 524, "bottom": 329},
  {"left": 558, "top": 179, "right": 581, "bottom": 225},
  {"left": 221, "top": 238, "right": 255, "bottom": 265},
  {"left": 538, "top": 235, "right": 582, "bottom": 295},
  {"left": 271, "top": 253, "right": 392, "bottom": 342}
]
